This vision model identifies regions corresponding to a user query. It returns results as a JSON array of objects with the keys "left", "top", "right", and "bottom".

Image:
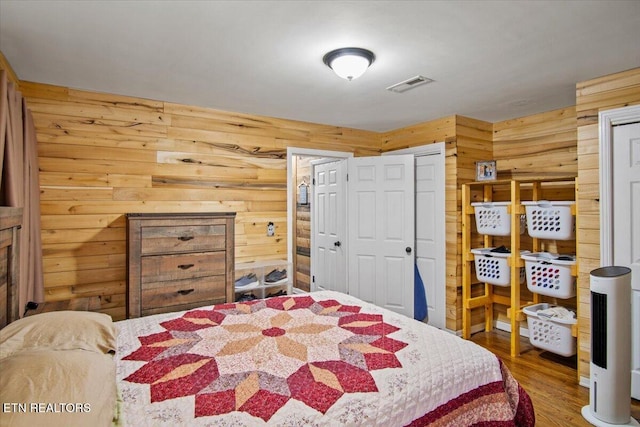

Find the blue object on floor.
[{"left": 414, "top": 264, "right": 428, "bottom": 321}]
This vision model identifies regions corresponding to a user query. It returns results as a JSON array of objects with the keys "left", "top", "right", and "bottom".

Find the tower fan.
[{"left": 582, "top": 266, "right": 639, "bottom": 426}]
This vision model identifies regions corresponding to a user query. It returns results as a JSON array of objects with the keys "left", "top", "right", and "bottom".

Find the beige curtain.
[
  {"left": 0, "top": 71, "right": 6, "bottom": 177},
  {"left": 0, "top": 70, "right": 45, "bottom": 314}
]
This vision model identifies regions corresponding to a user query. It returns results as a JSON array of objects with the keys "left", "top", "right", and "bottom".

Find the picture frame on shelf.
[{"left": 476, "top": 160, "right": 497, "bottom": 181}]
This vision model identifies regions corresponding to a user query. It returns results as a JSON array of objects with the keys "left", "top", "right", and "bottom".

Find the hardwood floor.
[{"left": 470, "top": 330, "right": 640, "bottom": 426}]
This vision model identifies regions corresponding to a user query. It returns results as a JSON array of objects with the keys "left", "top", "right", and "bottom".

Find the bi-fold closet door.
[{"left": 312, "top": 155, "right": 415, "bottom": 318}]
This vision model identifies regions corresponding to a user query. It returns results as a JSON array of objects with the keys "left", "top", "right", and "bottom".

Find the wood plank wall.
[
  {"left": 493, "top": 107, "right": 577, "bottom": 180},
  {"left": 19, "top": 81, "right": 379, "bottom": 320},
  {"left": 454, "top": 117, "right": 494, "bottom": 331},
  {"left": 575, "top": 67, "right": 640, "bottom": 381}
]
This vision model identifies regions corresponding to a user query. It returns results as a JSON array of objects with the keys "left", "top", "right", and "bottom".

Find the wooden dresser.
[
  {"left": 0, "top": 207, "right": 22, "bottom": 328},
  {"left": 126, "top": 212, "right": 235, "bottom": 318}
]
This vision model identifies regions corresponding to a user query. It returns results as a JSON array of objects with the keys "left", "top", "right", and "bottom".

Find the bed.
[
  {"left": 115, "top": 291, "right": 534, "bottom": 426},
  {"left": 1, "top": 291, "right": 535, "bottom": 426}
]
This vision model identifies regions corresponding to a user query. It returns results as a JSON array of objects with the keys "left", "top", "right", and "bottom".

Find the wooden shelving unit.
[{"left": 462, "top": 179, "right": 579, "bottom": 362}]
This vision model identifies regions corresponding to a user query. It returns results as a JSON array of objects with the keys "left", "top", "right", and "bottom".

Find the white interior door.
[
  {"left": 311, "top": 159, "right": 347, "bottom": 293},
  {"left": 612, "top": 122, "right": 640, "bottom": 399},
  {"left": 415, "top": 154, "right": 445, "bottom": 328},
  {"left": 347, "top": 155, "right": 415, "bottom": 318}
]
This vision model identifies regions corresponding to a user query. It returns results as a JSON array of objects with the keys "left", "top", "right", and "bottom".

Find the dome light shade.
[{"left": 323, "top": 48, "right": 375, "bottom": 81}]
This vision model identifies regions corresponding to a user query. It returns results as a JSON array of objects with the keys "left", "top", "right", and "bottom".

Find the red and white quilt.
[{"left": 116, "top": 291, "right": 534, "bottom": 426}]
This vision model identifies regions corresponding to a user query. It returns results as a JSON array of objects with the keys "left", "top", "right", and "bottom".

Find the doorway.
[
  {"left": 287, "top": 145, "right": 444, "bottom": 323},
  {"left": 286, "top": 148, "right": 352, "bottom": 293},
  {"left": 599, "top": 104, "right": 640, "bottom": 398}
]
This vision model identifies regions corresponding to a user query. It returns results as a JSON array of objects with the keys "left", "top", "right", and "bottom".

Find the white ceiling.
[{"left": 1, "top": 1, "right": 639, "bottom": 132}]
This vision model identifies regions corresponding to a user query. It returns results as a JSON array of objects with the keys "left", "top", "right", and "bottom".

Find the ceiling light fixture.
[{"left": 323, "top": 47, "right": 375, "bottom": 81}]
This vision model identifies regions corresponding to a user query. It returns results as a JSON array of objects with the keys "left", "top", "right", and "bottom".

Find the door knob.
[
  {"left": 406, "top": 247, "right": 412, "bottom": 254},
  {"left": 334, "top": 241, "right": 342, "bottom": 247}
]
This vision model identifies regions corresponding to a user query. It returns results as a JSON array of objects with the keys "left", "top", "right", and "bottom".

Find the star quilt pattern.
[{"left": 122, "top": 295, "right": 407, "bottom": 421}]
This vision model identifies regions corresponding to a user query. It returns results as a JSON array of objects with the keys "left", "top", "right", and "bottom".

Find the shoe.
[
  {"left": 266, "top": 290, "right": 287, "bottom": 298},
  {"left": 235, "top": 273, "right": 259, "bottom": 289},
  {"left": 236, "top": 293, "right": 257, "bottom": 302},
  {"left": 264, "top": 269, "right": 288, "bottom": 284}
]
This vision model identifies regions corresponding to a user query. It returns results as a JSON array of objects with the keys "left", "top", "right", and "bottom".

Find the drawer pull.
[
  {"left": 178, "top": 264, "right": 195, "bottom": 270},
  {"left": 178, "top": 236, "right": 194, "bottom": 241},
  {"left": 177, "top": 288, "right": 195, "bottom": 295}
]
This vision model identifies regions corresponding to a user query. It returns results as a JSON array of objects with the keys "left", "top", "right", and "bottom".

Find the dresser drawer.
[
  {"left": 141, "top": 275, "right": 226, "bottom": 311},
  {"left": 140, "top": 251, "right": 225, "bottom": 283},
  {"left": 140, "top": 224, "right": 227, "bottom": 255}
]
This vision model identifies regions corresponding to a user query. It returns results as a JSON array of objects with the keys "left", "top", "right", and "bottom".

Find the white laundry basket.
[
  {"left": 521, "top": 252, "right": 576, "bottom": 298},
  {"left": 522, "top": 201, "right": 575, "bottom": 240},
  {"left": 471, "top": 248, "right": 528, "bottom": 287},
  {"left": 471, "top": 202, "right": 525, "bottom": 236},
  {"left": 523, "top": 303, "right": 577, "bottom": 357}
]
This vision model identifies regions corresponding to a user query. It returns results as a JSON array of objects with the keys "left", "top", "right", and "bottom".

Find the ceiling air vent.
[{"left": 386, "top": 75, "right": 434, "bottom": 93}]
